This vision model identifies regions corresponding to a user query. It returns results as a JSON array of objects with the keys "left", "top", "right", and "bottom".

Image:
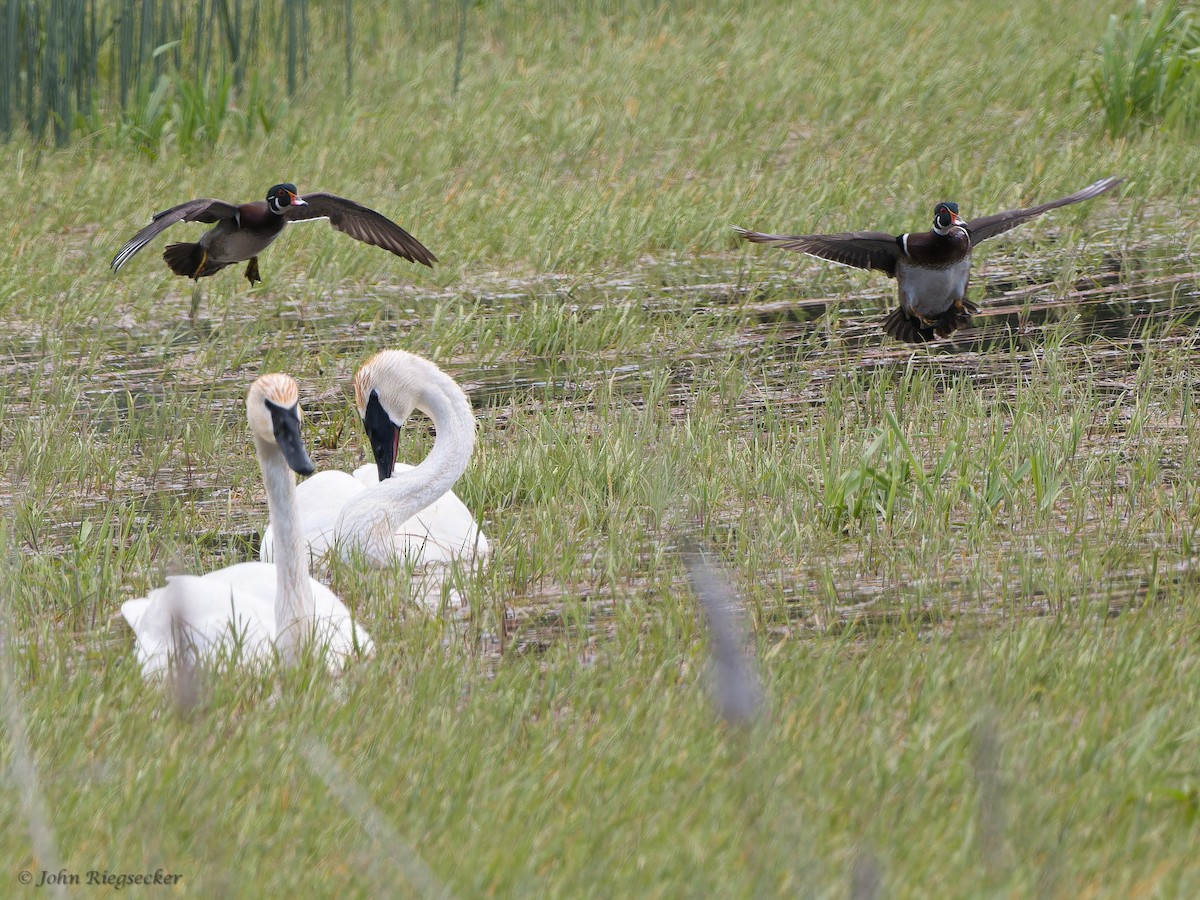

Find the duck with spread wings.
[
  {"left": 735, "top": 175, "right": 1123, "bottom": 342},
  {"left": 111, "top": 183, "right": 436, "bottom": 285}
]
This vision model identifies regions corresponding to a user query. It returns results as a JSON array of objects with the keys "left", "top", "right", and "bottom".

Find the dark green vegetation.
[
  {"left": 1091, "top": 0, "right": 1200, "bottom": 137},
  {"left": 3, "top": 1, "right": 1200, "bottom": 895},
  {"left": 1, "top": 0, "right": 331, "bottom": 149}
]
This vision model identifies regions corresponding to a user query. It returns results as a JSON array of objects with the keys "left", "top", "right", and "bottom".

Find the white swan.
[
  {"left": 121, "top": 374, "right": 373, "bottom": 675},
  {"left": 259, "top": 350, "right": 489, "bottom": 569}
]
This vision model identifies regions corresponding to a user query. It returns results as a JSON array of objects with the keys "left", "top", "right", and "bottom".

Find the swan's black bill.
[
  {"left": 363, "top": 390, "right": 398, "bottom": 481},
  {"left": 265, "top": 399, "right": 315, "bottom": 476}
]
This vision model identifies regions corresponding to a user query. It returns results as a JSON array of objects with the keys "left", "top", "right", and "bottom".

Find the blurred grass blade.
[
  {"left": 0, "top": 534, "right": 65, "bottom": 898},
  {"left": 972, "top": 711, "right": 1007, "bottom": 873},
  {"left": 682, "top": 544, "right": 764, "bottom": 727},
  {"left": 299, "top": 735, "right": 453, "bottom": 900},
  {"left": 850, "top": 849, "right": 882, "bottom": 900}
]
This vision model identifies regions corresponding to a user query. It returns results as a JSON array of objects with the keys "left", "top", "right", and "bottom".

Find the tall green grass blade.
[
  {"left": 343, "top": 0, "right": 351, "bottom": 94},
  {"left": 452, "top": 0, "right": 467, "bottom": 95}
]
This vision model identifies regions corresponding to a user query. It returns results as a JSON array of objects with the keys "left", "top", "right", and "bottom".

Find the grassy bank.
[{"left": 4, "top": 0, "right": 1200, "bottom": 896}]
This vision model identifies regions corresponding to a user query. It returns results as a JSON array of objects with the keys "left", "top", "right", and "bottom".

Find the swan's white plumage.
[
  {"left": 259, "top": 351, "right": 489, "bottom": 572},
  {"left": 261, "top": 463, "right": 488, "bottom": 565},
  {"left": 121, "top": 374, "right": 372, "bottom": 676},
  {"left": 120, "top": 565, "right": 369, "bottom": 674}
]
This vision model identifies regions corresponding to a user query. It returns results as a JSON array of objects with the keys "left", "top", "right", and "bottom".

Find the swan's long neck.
[
  {"left": 255, "top": 435, "right": 314, "bottom": 663},
  {"left": 337, "top": 369, "right": 476, "bottom": 560}
]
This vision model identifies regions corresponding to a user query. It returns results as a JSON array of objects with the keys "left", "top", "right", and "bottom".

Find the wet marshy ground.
[{"left": 3, "top": 224, "right": 1199, "bottom": 653}]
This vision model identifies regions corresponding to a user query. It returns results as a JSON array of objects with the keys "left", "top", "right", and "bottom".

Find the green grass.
[
  {"left": 1091, "top": 0, "right": 1200, "bottom": 138},
  {"left": 4, "top": 0, "right": 1200, "bottom": 895}
]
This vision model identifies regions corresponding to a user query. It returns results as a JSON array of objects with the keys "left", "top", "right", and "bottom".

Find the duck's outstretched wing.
[
  {"left": 964, "top": 175, "right": 1124, "bottom": 246},
  {"left": 111, "top": 198, "right": 240, "bottom": 271},
  {"left": 734, "top": 226, "right": 902, "bottom": 276},
  {"left": 287, "top": 193, "right": 437, "bottom": 267}
]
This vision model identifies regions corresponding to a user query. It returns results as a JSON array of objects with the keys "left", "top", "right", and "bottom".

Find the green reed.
[
  {"left": 1091, "top": 0, "right": 1200, "bottom": 137},
  {"left": 3, "top": 0, "right": 330, "bottom": 149}
]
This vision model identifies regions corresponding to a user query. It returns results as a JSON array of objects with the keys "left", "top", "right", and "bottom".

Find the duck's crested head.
[
  {"left": 932, "top": 201, "right": 963, "bottom": 235},
  {"left": 266, "top": 183, "right": 306, "bottom": 214},
  {"left": 246, "top": 373, "right": 314, "bottom": 476}
]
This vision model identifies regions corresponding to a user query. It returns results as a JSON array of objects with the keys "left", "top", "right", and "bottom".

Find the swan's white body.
[
  {"left": 259, "top": 351, "right": 489, "bottom": 571},
  {"left": 120, "top": 565, "right": 370, "bottom": 674},
  {"left": 261, "top": 463, "right": 488, "bottom": 565},
  {"left": 121, "top": 374, "right": 373, "bottom": 675}
]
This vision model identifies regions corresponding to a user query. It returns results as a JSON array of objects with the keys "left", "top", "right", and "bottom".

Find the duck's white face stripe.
[
  {"left": 932, "top": 219, "right": 969, "bottom": 238},
  {"left": 900, "top": 233, "right": 910, "bottom": 257}
]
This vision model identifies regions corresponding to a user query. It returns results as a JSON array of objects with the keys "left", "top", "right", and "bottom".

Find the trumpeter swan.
[
  {"left": 121, "top": 374, "right": 373, "bottom": 674},
  {"left": 259, "top": 350, "right": 488, "bottom": 569}
]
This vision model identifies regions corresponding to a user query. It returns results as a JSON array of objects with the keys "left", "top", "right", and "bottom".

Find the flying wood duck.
[
  {"left": 111, "top": 183, "right": 436, "bottom": 285},
  {"left": 735, "top": 175, "right": 1123, "bottom": 342}
]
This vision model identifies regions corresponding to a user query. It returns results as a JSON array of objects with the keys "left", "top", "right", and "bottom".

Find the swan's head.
[
  {"left": 354, "top": 350, "right": 449, "bottom": 482},
  {"left": 246, "top": 373, "right": 315, "bottom": 476}
]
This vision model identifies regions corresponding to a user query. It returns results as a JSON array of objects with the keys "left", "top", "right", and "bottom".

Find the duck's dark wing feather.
[
  {"left": 110, "top": 198, "right": 240, "bottom": 271},
  {"left": 734, "top": 226, "right": 902, "bottom": 276},
  {"left": 964, "top": 175, "right": 1123, "bottom": 246},
  {"left": 287, "top": 193, "right": 437, "bottom": 267}
]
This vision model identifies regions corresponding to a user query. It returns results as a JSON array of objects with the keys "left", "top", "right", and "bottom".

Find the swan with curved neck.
[
  {"left": 121, "top": 373, "right": 373, "bottom": 674},
  {"left": 259, "top": 350, "right": 488, "bottom": 569}
]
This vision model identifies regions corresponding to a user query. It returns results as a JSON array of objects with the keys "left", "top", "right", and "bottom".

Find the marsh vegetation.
[{"left": 3, "top": 0, "right": 1200, "bottom": 895}]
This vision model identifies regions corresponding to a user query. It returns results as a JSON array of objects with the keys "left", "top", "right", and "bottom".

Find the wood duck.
[
  {"left": 111, "top": 183, "right": 437, "bottom": 285},
  {"left": 735, "top": 175, "right": 1123, "bottom": 342}
]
